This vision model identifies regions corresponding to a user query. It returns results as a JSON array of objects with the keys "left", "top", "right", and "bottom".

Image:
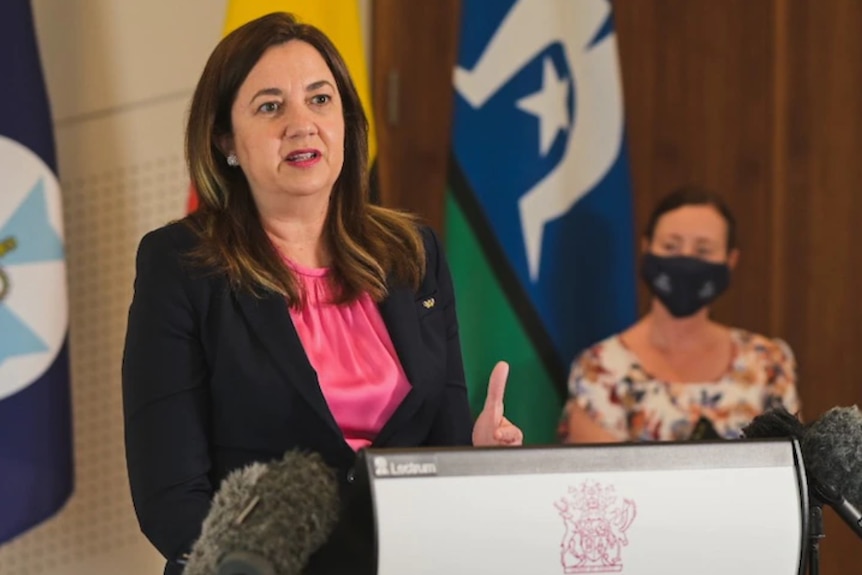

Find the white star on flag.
[{"left": 516, "top": 56, "right": 570, "bottom": 156}]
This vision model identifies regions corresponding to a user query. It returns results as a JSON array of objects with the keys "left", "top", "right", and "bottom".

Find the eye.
[
  {"left": 694, "top": 241, "right": 719, "bottom": 257},
  {"left": 257, "top": 101, "right": 281, "bottom": 114},
  {"left": 310, "top": 94, "right": 331, "bottom": 105}
]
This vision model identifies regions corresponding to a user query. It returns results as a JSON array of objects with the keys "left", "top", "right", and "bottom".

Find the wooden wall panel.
[
  {"left": 782, "top": 0, "right": 862, "bottom": 410},
  {"left": 613, "top": 0, "right": 780, "bottom": 336},
  {"left": 370, "top": 0, "right": 460, "bottom": 232},
  {"left": 780, "top": 1, "right": 862, "bottom": 567}
]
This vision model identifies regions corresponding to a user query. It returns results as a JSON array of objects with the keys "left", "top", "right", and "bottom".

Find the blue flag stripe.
[
  {"left": 0, "top": 0, "right": 56, "bottom": 170},
  {"left": 0, "top": 343, "right": 73, "bottom": 543},
  {"left": 452, "top": 0, "right": 637, "bottom": 371}
]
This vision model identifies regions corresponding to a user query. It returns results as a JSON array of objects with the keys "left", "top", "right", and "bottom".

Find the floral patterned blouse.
[{"left": 559, "top": 329, "right": 801, "bottom": 442}]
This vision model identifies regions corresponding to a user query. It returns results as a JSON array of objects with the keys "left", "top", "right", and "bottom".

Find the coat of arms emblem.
[
  {"left": 0, "top": 235, "right": 16, "bottom": 301},
  {"left": 555, "top": 480, "right": 637, "bottom": 573}
]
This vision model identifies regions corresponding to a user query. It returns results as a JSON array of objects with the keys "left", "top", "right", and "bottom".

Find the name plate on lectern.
[{"left": 357, "top": 440, "right": 807, "bottom": 575}]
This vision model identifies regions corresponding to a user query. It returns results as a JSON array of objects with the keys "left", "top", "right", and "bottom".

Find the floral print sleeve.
[
  {"left": 560, "top": 341, "right": 629, "bottom": 441},
  {"left": 762, "top": 338, "right": 801, "bottom": 416}
]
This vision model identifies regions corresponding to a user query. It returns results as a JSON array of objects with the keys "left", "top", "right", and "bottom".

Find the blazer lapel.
[
  {"left": 374, "top": 285, "right": 429, "bottom": 446},
  {"left": 234, "top": 289, "right": 342, "bottom": 438}
]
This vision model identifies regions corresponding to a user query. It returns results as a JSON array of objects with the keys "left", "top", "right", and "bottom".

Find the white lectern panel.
[{"left": 359, "top": 440, "right": 806, "bottom": 575}]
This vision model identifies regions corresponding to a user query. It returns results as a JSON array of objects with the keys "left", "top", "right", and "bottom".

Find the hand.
[{"left": 471, "top": 361, "right": 524, "bottom": 447}]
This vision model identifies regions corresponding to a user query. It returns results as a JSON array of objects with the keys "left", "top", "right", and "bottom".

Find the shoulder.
[
  {"left": 731, "top": 328, "right": 796, "bottom": 379},
  {"left": 137, "top": 218, "right": 198, "bottom": 252},
  {"left": 134, "top": 219, "right": 211, "bottom": 286},
  {"left": 732, "top": 328, "right": 795, "bottom": 362},
  {"left": 577, "top": 334, "right": 622, "bottom": 359},
  {"left": 570, "top": 334, "right": 630, "bottom": 380},
  {"left": 418, "top": 224, "right": 458, "bottom": 288},
  {"left": 418, "top": 224, "right": 442, "bottom": 261}
]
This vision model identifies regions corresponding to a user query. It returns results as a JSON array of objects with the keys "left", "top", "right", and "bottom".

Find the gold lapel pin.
[{"left": 422, "top": 297, "right": 435, "bottom": 309}]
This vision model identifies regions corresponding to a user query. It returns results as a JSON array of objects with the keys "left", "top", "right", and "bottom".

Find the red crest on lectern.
[{"left": 554, "top": 480, "right": 637, "bottom": 573}]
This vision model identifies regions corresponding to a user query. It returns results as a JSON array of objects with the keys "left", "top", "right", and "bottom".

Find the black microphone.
[
  {"left": 741, "top": 406, "right": 862, "bottom": 539},
  {"left": 689, "top": 415, "right": 722, "bottom": 440},
  {"left": 801, "top": 406, "right": 862, "bottom": 537},
  {"left": 740, "top": 406, "right": 805, "bottom": 440},
  {"left": 182, "top": 450, "right": 341, "bottom": 575}
]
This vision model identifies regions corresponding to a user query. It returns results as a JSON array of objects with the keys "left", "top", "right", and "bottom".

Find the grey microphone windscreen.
[
  {"left": 183, "top": 450, "right": 340, "bottom": 575},
  {"left": 801, "top": 405, "right": 862, "bottom": 510}
]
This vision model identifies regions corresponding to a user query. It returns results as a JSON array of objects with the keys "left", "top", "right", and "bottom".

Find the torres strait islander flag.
[{"left": 446, "top": 0, "right": 638, "bottom": 443}]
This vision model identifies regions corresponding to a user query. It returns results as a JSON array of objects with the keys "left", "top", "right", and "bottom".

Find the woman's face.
[
  {"left": 225, "top": 40, "right": 345, "bottom": 207},
  {"left": 647, "top": 204, "right": 735, "bottom": 265}
]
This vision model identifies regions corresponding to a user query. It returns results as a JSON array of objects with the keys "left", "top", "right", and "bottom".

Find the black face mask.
[{"left": 640, "top": 253, "right": 730, "bottom": 318}]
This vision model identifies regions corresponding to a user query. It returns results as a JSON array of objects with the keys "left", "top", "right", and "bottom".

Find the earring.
[{"left": 226, "top": 153, "right": 239, "bottom": 167}]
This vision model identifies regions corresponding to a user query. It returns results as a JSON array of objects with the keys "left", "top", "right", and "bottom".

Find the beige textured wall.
[{"left": 0, "top": 1, "right": 225, "bottom": 573}]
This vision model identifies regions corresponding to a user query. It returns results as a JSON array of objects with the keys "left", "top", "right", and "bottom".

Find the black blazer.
[{"left": 121, "top": 221, "right": 473, "bottom": 575}]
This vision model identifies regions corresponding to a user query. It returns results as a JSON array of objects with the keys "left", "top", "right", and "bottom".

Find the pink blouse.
[{"left": 286, "top": 261, "right": 411, "bottom": 451}]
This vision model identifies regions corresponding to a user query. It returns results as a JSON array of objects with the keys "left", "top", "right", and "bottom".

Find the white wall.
[{"left": 0, "top": 2, "right": 371, "bottom": 574}]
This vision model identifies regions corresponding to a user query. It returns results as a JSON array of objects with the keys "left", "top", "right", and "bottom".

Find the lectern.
[{"left": 356, "top": 440, "right": 808, "bottom": 575}]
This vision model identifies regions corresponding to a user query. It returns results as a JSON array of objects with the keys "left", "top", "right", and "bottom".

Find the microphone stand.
[
  {"left": 806, "top": 480, "right": 862, "bottom": 575},
  {"left": 806, "top": 501, "right": 824, "bottom": 575}
]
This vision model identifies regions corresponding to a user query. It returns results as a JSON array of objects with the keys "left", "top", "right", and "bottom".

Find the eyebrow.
[
  {"left": 694, "top": 237, "right": 717, "bottom": 245},
  {"left": 307, "top": 79, "right": 334, "bottom": 92},
  {"left": 248, "top": 80, "right": 335, "bottom": 105},
  {"left": 249, "top": 87, "right": 283, "bottom": 104},
  {"left": 659, "top": 233, "right": 683, "bottom": 242},
  {"left": 660, "top": 234, "right": 718, "bottom": 245}
]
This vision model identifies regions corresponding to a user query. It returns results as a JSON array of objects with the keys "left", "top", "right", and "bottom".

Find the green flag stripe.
[
  {"left": 446, "top": 186, "right": 564, "bottom": 445},
  {"left": 446, "top": 158, "right": 568, "bottom": 391}
]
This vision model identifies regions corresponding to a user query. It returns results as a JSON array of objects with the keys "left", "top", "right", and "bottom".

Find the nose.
[
  {"left": 680, "top": 244, "right": 697, "bottom": 257},
  {"left": 282, "top": 105, "right": 316, "bottom": 140}
]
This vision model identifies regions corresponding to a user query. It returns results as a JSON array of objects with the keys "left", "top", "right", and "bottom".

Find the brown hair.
[
  {"left": 184, "top": 12, "right": 424, "bottom": 304},
  {"left": 643, "top": 184, "right": 737, "bottom": 252}
]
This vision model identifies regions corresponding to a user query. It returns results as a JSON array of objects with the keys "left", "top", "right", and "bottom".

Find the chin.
[{"left": 278, "top": 185, "right": 333, "bottom": 200}]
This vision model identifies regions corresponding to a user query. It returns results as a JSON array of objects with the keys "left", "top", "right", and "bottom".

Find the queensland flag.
[
  {"left": 0, "top": 0, "right": 74, "bottom": 544},
  {"left": 446, "top": 0, "right": 636, "bottom": 443}
]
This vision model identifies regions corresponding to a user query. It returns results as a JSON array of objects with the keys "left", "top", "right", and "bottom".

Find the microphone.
[
  {"left": 801, "top": 406, "right": 862, "bottom": 537},
  {"left": 741, "top": 406, "right": 862, "bottom": 538},
  {"left": 689, "top": 415, "right": 722, "bottom": 440},
  {"left": 182, "top": 450, "right": 341, "bottom": 575},
  {"left": 739, "top": 406, "right": 805, "bottom": 439}
]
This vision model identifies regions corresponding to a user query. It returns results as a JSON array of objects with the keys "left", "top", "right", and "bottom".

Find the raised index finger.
[{"left": 484, "top": 361, "right": 510, "bottom": 415}]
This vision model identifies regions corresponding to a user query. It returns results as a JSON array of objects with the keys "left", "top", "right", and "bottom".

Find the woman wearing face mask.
[{"left": 560, "top": 186, "right": 801, "bottom": 443}]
